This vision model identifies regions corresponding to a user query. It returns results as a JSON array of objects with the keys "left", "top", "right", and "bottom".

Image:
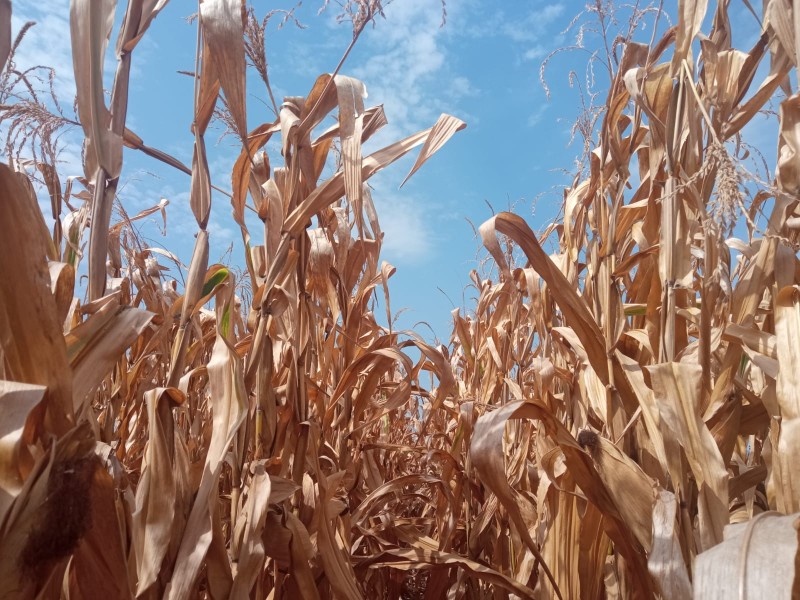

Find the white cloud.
[
  {"left": 527, "top": 103, "right": 549, "bottom": 127},
  {"left": 449, "top": 75, "right": 478, "bottom": 100},
  {"left": 10, "top": 0, "right": 122, "bottom": 102},
  {"left": 10, "top": 3, "right": 75, "bottom": 100},
  {"left": 346, "top": 0, "right": 477, "bottom": 146},
  {"left": 504, "top": 5, "right": 565, "bottom": 43},
  {"left": 462, "top": 4, "right": 564, "bottom": 41},
  {"left": 523, "top": 44, "right": 548, "bottom": 62},
  {"left": 374, "top": 191, "right": 434, "bottom": 263}
]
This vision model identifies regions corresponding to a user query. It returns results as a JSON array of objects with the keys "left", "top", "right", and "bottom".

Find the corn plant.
[{"left": 2, "top": 0, "right": 800, "bottom": 598}]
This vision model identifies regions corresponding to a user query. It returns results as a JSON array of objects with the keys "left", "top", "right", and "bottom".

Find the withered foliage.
[{"left": 2, "top": 0, "right": 800, "bottom": 598}]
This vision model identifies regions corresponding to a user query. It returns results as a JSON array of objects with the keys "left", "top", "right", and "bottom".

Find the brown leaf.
[
  {"left": 229, "top": 464, "right": 271, "bottom": 598},
  {"left": 190, "top": 134, "right": 212, "bottom": 229},
  {"left": 334, "top": 76, "right": 367, "bottom": 216},
  {"left": 694, "top": 512, "right": 799, "bottom": 599},
  {"left": 118, "top": 0, "right": 170, "bottom": 53},
  {"left": 400, "top": 113, "right": 466, "bottom": 188},
  {"left": 648, "top": 490, "right": 691, "bottom": 600},
  {"left": 472, "top": 400, "right": 654, "bottom": 597},
  {"left": 67, "top": 302, "right": 153, "bottom": 411},
  {"left": 359, "top": 547, "right": 537, "bottom": 599},
  {"left": 70, "top": 0, "right": 123, "bottom": 178},
  {"left": 284, "top": 115, "right": 466, "bottom": 237},
  {"left": 0, "top": 164, "right": 73, "bottom": 434},
  {"left": 0, "top": 423, "right": 95, "bottom": 598},
  {"left": 772, "top": 285, "right": 800, "bottom": 512},
  {"left": 0, "top": 381, "right": 45, "bottom": 523},
  {"left": 672, "top": 0, "right": 709, "bottom": 74},
  {"left": 200, "top": 0, "right": 247, "bottom": 137},
  {"left": 69, "top": 461, "right": 132, "bottom": 600},
  {"left": 132, "top": 387, "right": 183, "bottom": 596},
  {"left": 168, "top": 279, "right": 247, "bottom": 599},
  {"left": 777, "top": 94, "right": 800, "bottom": 195},
  {"left": 577, "top": 430, "right": 657, "bottom": 552},
  {"left": 647, "top": 363, "right": 729, "bottom": 549}
]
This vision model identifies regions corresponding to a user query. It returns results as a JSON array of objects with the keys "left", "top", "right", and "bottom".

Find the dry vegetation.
[{"left": 1, "top": 0, "right": 800, "bottom": 598}]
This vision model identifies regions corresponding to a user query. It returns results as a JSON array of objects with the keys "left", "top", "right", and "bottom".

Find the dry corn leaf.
[
  {"left": 167, "top": 231, "right": 210, "bottom": 386},
  {"left": 200, "top": 0, "right": 247, "bottom": 137},
  {"left": 537, "top": 451, "right": 585, "bottom": 599},
  {"left": 766, "top": 0, "right": 798, "bottom": 68},
  {"left": 471, "top": 400, "right": 654, "bottom": 598},
  {"left": 190, "top": 133, "right": 212, "bottom": 229},
  {"left": 480, "top": 213, "right": 606, "bottom": 381},
  {"left": 0, "top": 423, "right": 95, "bottom": 598},
  {"left": 284, "top": 116, "right": 465, "bottom": 236},
  {"left": 773, "top": 285, "right": 800, "bottom": 512},
  {"left": 334, "top": 75, "right": 367, "bottom": 217},
  {"left": 68, "top": 302, "right": 153, "bottom": 410},
  {"left": 722, "top": 322, "right": 777, "bottom": 358},
  {"left": 672, "top": 0, "right": 708, "bottom": 73},
  {"left": 70, "top": 0, "right": 123, "bottom": 179},
  {"left": 400, "top": 113, "right": 467, "bottom": 187},
  {"left": 132, "top": 387, "right": 182, "bottom": 596},
  {"left": 284, "top": 511, "right": 321, "bottom": 599},
  {"left": 6, "top": 2, "right": 799, "bottom": 596},
  {"left": 0, "top": 164, "right": 73, "bottom": 434},
  {"left": 49, "top": 262, "right": 75, "bottom": 330},
  {"left": 229, "top": 464, "right": 271, "bottom": 598},
  {"left": 230, "top": 122, "right": 280, "bottom": 228},
  {"left": 68, "top": 460, "right": 132, "bottom": 600},
  {"left": 577, "top": 430, "right": 657, "bottom": 552},
  {"left": 615, "top": 352, "right": 672, "bottom": 481},
  {"left": 309, "top": 430, "right": 365, "bottom": 600},
  {"left": 0, "top": 381, "right": 45, "bottom": 523},
  {"left": 647, "top": 363, "right": 729, "bottom": 549},
  {"left": 649, "top": 489, "right": 692, "bottom": 600},
  {"left": 693, "top": 512, "right": 799, "bottom": 599},
  {"left": 724, "top": 47, "right": 791, "bottom": 139},
  {"left": 777, "top": 94, "right": 800, "bottom": 195},
  {"left": 195, "top": 36, "right": 221, "bottom": 134},
  {"left": 118, "top": 0, "right": 170, "bottom": 53},
  {"left": 533, "top": 401, "right": 654, "bottom": 595},
  {"left": 168, "top": 280, "right": 247, "bottom": 599}
]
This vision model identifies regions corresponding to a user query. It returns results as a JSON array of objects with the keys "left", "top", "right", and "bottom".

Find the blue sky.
[{"left": 10, "top": 0, "right": 779, "bottom": 342}]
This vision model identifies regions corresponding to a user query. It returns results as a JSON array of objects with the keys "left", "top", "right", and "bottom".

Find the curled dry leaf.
[
  {"left": 132, "top": 387, "right": 183, "bottom": 596},
  {"left": 0, "top": 382, "right": 45, "bottom": 523},
  {"left": 649, "top": 490, "right": 692, "bottom": 600},
  {"left": 648, "top": 363, "right": 729, "bottom": 550},
  {"left": 69, "top": 0, "right": 122, "bottom": 179},
  {"left": 168, "top": 279, "right": 247, "bottom": 600},
  {"left": 577, "top": 429, "right": 657, "bottom": 552},
  {"left": 773, "top": 285, "right": 800, "bottom": 513},
  {"left": 693, "top": 512, "right": 799, "bottom": 599},
  {"left": 0, "top": 164, "right": 73, "bottom": 434},
  {"left": 199, "top": 0, "right": 247, "bottom": 137}
]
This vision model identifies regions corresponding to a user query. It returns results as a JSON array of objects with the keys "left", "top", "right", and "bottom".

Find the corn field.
[{"left": 1, "top": 0, "right": 800, "bottom": 598}]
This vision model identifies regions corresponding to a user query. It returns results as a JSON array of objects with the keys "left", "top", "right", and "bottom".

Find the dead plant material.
[{"left": 1, "top": 0, "right": 800, "bottom": 597}]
